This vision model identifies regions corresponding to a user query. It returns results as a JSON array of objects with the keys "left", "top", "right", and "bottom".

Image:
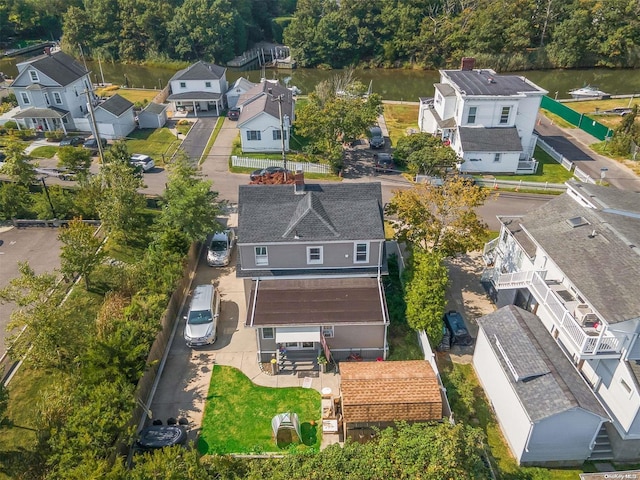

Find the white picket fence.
[
  {"left": 231, "top": 155, "right": 330, "bottom": 174},
  {"left": 537, "top": 138, "right": 575, "bottom": 172}
]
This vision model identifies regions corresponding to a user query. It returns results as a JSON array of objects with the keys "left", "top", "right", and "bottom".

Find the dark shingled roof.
[
  {"left": 12, "top": 106, "right": 68, "bottom": 119},
  {"left": 442, "top": 69, "right": 547, "bottom": 96},
  {"left": 519, "top": 184, "right": 640, "bottom": 324},
  {"left": 434, "top": 83, "right": 456, "bottom": 97},
  {"left": 13, "top": 51, "right": 87, "bottom": 87},
  {"left": 98, "top": 94, "right": 133, "bottom": 117},
  {"left": 169, "top": 61, "right": 226, "bottom": 82},
  {"left": 478, "top": 305, "right": 607, "bottom": 422},
  {"left": 458, "top": 127, "right": 522, "bottom": 152},
  {"left": 246, "top": 277, "right": 387, "bottom": 327},
  {"left": 237, "top": 81, "right": 294, "bottom": 124},
  {"left": 237, "top": 183, "right": 384, "bottom": 243},
  {"left": 141, "top": 102, "right": 167, "bottom": 115}
]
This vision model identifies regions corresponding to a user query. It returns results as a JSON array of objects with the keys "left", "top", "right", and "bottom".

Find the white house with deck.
[
  {"left": 166, "top": 61, "right": 228, "bottom": 116},
  {"left": 482, "top": 180, "right": 640, "bottom": 462},
  {"left": 419, "top": 57, "right": 547, "bottom": 175}
]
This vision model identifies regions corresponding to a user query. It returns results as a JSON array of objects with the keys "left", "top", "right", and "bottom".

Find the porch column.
[
  {"left": 192, "top": 100, "right": 198, "bottom": 117},
  {"left": 44, "top": 118, "right": 52, "bottom": 131}
]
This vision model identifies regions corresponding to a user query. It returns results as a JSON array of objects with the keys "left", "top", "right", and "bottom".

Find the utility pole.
[
  {"left": 269, "top": 88, "right": 288, "bottom": 181},
  {"left": 83, "top": 88, "right": 104, "bottom": 163},
  {"left": 40, "top": 177, "right": 56, "bottom": 219}
]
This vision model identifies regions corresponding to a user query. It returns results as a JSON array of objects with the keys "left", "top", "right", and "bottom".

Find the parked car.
[
  {"left": 207, "top": 229, "right": 236, "bottom": 267},
  {"left": 130, "top": 154, "right": 155, "bottom": 172},
  {"left": 443, "top": 310, "right": 474, "bottom": 347},
  {"left": 368, "top": 126, "right": 385, "bottom": 149},
  {"left": 227, "top": 108, "right": 240, "bottom": 120},
  {"left": 59, "top": 136, "right": 84, "bottom": 147},
  {"left": 134, "top": 425, "right": 187, "bottom": 452},
  {"left": 373, "top": 153, "right": 394, "bottom": 173},
  {"left": 184, "top": 284, "right": 220, "bottom": 347},
  {"left": 250, "top": 166, "right": 290, "bottom": 181},
  {"left": 83, "top": 137, "right": 107, "bottom": 152}
]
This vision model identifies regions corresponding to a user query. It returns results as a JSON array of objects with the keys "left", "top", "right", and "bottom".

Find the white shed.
[
  {"left": 94, "top": 94, "right": 135, "bottom": 139},
  {"left": 473, "top": 305, "right": 608, "bottom": 466},
  {"left": 138, "top": 102, "right": 168, "bottom": 129}
]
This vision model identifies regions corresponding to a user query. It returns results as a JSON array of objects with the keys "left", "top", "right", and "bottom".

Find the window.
[
  {"left": 29, "top": 70, "right": 39, "bottom": 82},
  {"left": 322, "top": 326, "right": 334, "bottom": 338},
  {"left": 500, "top": 106, "right": 511, "bottom": 124},
  {"left": 467, "top": 106, "right": 477, "bottom": 124},
  {"left": 255, "top": 246, "right": 268, "bottom": 265},
  {"left": 307, "top": 246, "right": 323, "bottom": 264},
  {"left": 53, "top": 92, "right": 62, "bottom": 104},
  {"left": 435, "top": 93, "right": 441, "bottom": 105},
  {"left": 469, "top": 158, "right": 481, "bottom": 162},
  {"left": 205, "top": 81, "right": 211, "bottom": 88},
  {"left": 44, "top": 93, "right": 50, "bottom": 105},
  {"left": 262, "top": 327, "right": 274, "bottom": 340},
  {"left": 20, "top": 92, "right": 30, "bottom": 104},
  {"left": 621, "top": 378, "right": 632, "bottom": 395},
  {"left": 247, "top": 130, "right": 261, "bottom": 141},
  {"left": 494, "top": 153, "right": 501, "bottom": 163},
  {"left": 273, "top": 130, "right": 282, "bottom": 141},
  {"left": 180, "top": 82, "right": 186, "bottom": 88},
  {"left": 354, "top": 243, "right": 369, "bottom": 263}
]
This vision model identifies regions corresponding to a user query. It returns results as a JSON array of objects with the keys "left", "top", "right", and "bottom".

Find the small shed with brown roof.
[{"left": 340, "top": 360, "right": 443, "bottom": 441}]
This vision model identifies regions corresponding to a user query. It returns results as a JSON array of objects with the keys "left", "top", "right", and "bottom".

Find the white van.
[{"left": 184, "top": 284, "right": 220, "bottom": 347}]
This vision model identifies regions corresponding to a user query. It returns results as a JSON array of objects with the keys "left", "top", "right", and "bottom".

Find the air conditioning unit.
[{"left": 574, "top": 304, "right": 598, "bottom": 326}]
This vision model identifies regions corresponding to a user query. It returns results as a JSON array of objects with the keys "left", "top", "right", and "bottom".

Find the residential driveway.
[
  {"left": 535, "top": 116, "right": 640, "bottom": 192},
  {"left": 181, "top": 117, "right": 218, "bottom": 162}
]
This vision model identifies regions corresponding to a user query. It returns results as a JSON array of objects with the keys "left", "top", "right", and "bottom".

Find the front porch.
[
  {"left": 12, "top": 106, "right": 70, "bottom": 133},
  {"left": 166, "top": 91, "right": 224, "bottom": 116},
  {"left": 482, "top": 268, "right": 629, "bottom": 359}
]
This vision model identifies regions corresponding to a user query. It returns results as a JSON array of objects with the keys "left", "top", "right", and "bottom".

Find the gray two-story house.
[
  {"left": 237, "top": 174, "right": 390, "bottom": 365},
  {"left": 11, "top": 48, "right": 96, "bottom": 133}
]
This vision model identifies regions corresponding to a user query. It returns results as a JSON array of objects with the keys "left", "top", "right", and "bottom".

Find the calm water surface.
[{"left": 3, "top": 55, "right": 640, "bottom": 101}]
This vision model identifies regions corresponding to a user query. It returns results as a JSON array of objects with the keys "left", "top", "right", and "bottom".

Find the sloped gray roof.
[
  {"left": 140, "top": 102, "right": 167, "bottom": 115},
  {"left": 98, "top": 94, "right": 133, "bottom": 117},
  {"left": 12, "top": 106, "right": 69, "bottom": 119},
  {"left": 442, "top": 69, "right": 547, "bottom": 96},
  {"left": 238, "top": 183, "right": 384, "bottom": 243},
  {"left": 229, "top": 77, "right": 255, "bottom": 92},
  {"left": 458, "top": 127, "right": 522, "bottom": 152},
  {"left": 478, "top": 305, "right": 607, "bottom": 422},
  {"left": 519, "top": 184, "right": 640, "bottom": 324},
  {"left": 237, "top": 81, "right": 294, "bottom": 124},
  {"left": 434, "top": 83, "right": 456, "bottom": 97},
  {"left": 169, "top": 61, "right": 226, "bottom": 82},
  {"left": 13, "top": 51, "right": 87, "bottom": 87}
]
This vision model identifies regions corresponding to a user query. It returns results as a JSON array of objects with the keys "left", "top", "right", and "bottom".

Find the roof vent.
[
  {"left": 487, "top": 77, "right": 496, "bottom": 84},
  {"left": 588, "top": 229, "right": 597, "bottom": 238},
  {"left": 566, "top": 216, "right": 589, "bottom": 228}
]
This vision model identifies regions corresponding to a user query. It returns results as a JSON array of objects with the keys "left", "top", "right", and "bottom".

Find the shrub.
[
  {"left": 3, "top": 120, "right": 18, "bottom": 130},
  {"left": 12, "top": 128, "right": 36, "bottom": 140},
  {"left": 45, "top": 130, "right": 64, "bottom": 142}
]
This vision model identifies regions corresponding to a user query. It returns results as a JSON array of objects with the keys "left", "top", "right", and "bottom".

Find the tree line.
[{"left": 3, "top": 0, "right": 640, "bottom": 70}]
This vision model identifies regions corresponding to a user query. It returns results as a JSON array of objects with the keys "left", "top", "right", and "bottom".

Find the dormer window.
[
  {"left": 307, "top": 246, "right": 323, "bottom": 265},
  {"left": 180, "top": 82, "right": 186, "bottom": 88},
  {"left": 354, "top": 242, "right": 369, "bottom": 263},
  {"left": 205, "top": 81, "right": 211, "bottom": 88},
  {"left": 29, "top": 70, "right": 39, "bottom": 82}
]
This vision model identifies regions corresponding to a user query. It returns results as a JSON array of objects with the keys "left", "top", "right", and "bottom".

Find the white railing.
[
  {"left": 496, "top": 271, "right": 623, "bottom": 357},
  {"left": 516, "top": 159, "right": 538, "bottom": 174},
  {"left": 482, "top": 238, "right": 499, "bottom": 265},
  {"left": 231, "top": 155, "right": 330, "bottom": 174},
  {"left": 574, "top": 166, "right": 597, "bottom": 184}
]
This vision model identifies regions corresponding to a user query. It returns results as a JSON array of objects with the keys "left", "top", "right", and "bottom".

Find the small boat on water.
[{"left": 569, "top": 85, "right": 610, "bottom": 99}]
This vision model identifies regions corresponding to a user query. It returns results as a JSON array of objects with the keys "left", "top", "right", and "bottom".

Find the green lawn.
[
  {"left": 29, "top": 145, "right": 58, "bottom": 158},
  {"left": 125, "top": 128, "right": 181, "bottom": 165},
  {"left": 493, "top": 146, "right": 574, "bottom": 183},
  {"left": 197, "top": 365, "right": 321, "bottom": 454},
  {"left": 95, "top": 87, "right": 159, "bottom": 105},
  {"left": 383, "top": 103, "right": 420, "bottom": 146}
]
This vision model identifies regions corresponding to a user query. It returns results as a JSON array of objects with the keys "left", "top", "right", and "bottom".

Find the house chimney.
[
  {"left": 44, "top": 47, "right": 51, "bottom": 56},
  {"left": 294, "top": 170, "right": 305, "bottom": 195},
  {"left": 460, "top": 57, "right": 475, "bottom": 71}
]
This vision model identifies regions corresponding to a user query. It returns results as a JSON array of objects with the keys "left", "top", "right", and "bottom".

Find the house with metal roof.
[
  {"left": 474, "top": 305, "right": 607, "bottom": 466},
  {"left": 93, "top": 94, "right": 135, "bottom": 139},
  {"left": 236, "top": 80, "right": 294, "bottom": 153},
  {"left": 10, "top": 48, "right": 97, "bottom": 133},
  {"left": 481, "top": 180, "right": 640, "bottom": 462},
  {"left": 418, "top": 57, "right": 547, "bottom": 175},
  {"left": 238, "top": 175, "right": 389, "bottom": 367},
  {"left": 166, "top": 61, "right": 228, "bottom": 116},
  {"left": 340, "top": 360, "right": 443, "bottom": 441}
]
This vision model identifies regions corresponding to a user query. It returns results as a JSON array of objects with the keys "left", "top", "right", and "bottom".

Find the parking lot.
[{"left": 0, "top": 226, "right": 62, "bottom": 355}]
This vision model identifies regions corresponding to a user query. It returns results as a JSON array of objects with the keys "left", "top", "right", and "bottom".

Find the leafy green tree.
[
  {"left": 95, "top": 157, "right": 145, "bottom": 243},
  {"left": 58, "top": 218, "right": 105, "bottom": 288},
  {"left": 57, "top": 146, "right": 92, "bottom": 180},
  {"left": 159, "top": 151, "right": 221, "bottom": 242},
  {"left": 0, "top": 139, "right": 36, "bottom": 185},
  {"left": 32, "top": 184, "right": 76, "bottom": 220},
  {"left": 0, "top": 183, "right": 33, "bottom": 220},
  {"left": 114, "top": 446, "right": 211, "bottom": 480},
  {"left": 386, "top": 177, "right": 489, "bottom": 256},
  {"left": 404, "top": 251, "right": 448, "bottom": 343},
  {"left": 393, "top": 133, "right": 459, "bottom": 175}
]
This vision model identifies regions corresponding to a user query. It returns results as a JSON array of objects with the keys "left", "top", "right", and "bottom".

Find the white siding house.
[
  {"left": 226, "top": 77, "right": 256, "bottom": 109},
  {"left": 419, "top": 58, "right": 547, "bottom": 174},
  {"left": 166, "top": 61, "right": 228, "bottom": 115},
  {"left": 237, "top": 81, "right": 294, "bottom": 153},
  {"left": 474, "top": 305, "right": 606, "bottom": 466},
  {"left": 137, "top": 102, "right": 168, "bottom": 129},
  {"left": 482, "top": 181, "right": 640, "bottom": 462},
  {"left": 10, "top": 48, "right": 97, "bottom": 133}
]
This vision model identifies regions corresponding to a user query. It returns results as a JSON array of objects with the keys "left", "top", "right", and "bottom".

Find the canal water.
[{"left": 2, "top": 55, "right": 640, "bottom": 101}]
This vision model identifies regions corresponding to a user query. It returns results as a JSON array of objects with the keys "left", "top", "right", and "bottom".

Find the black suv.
[{"left": 443, "top": 311, "right": 474, "bottom": 347}]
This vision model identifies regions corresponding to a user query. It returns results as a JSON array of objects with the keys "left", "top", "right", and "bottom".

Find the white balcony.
[{"left": 493, "top": 270, "right": 626, "bottom": 359}]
